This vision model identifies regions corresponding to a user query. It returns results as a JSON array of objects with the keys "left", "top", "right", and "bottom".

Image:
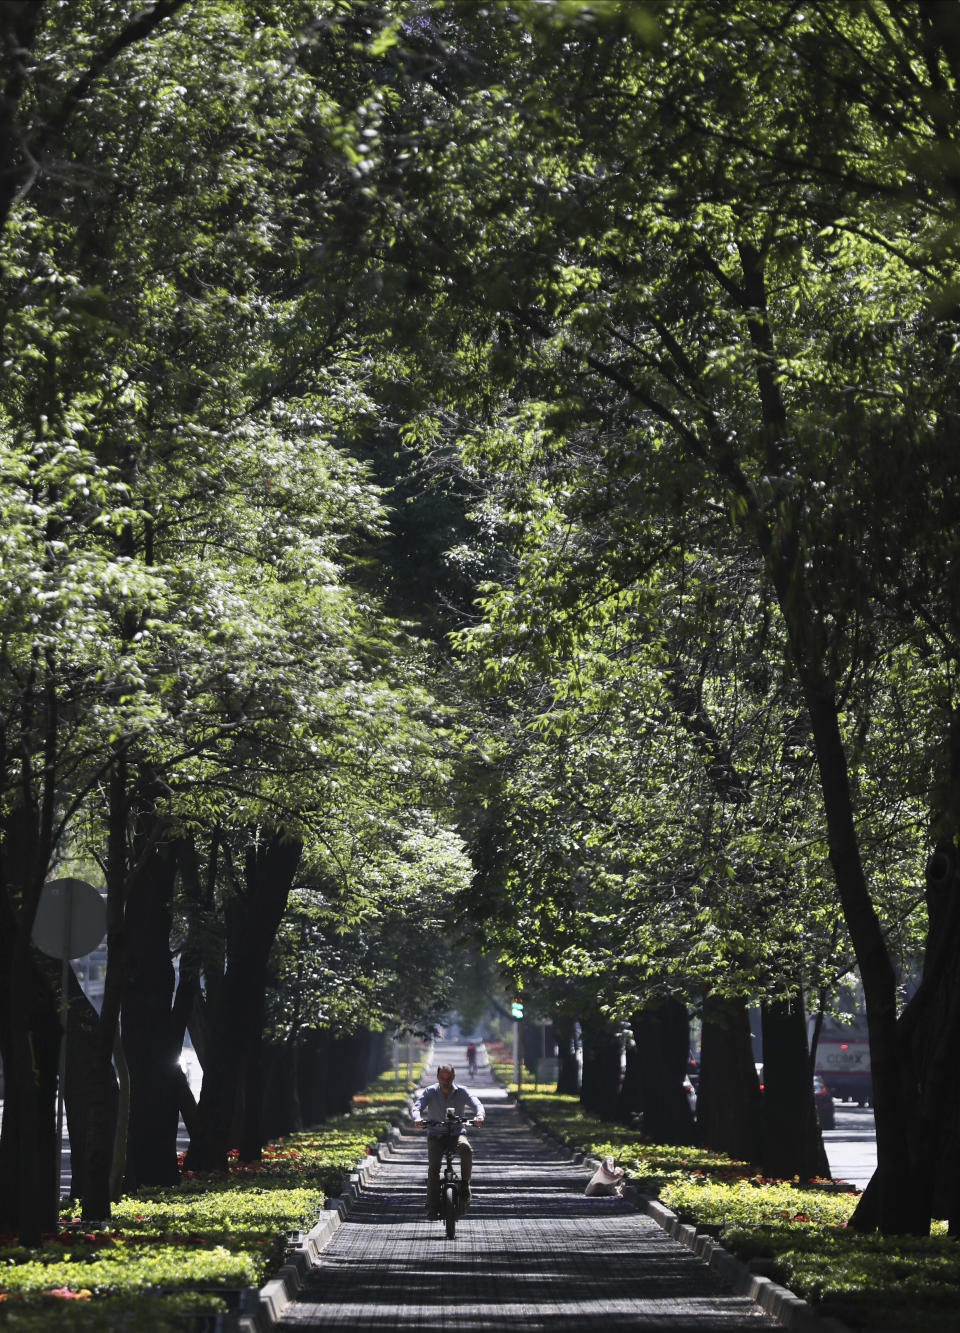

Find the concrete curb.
[
  {"left": 639, "top": 1194, "right": 852, "bottom": 1333},
  {"left": 517, "top": 1097, "right": 853, "bottom": 1333},
  {"left": 236, "top": 1095, "right": 418, "bottom": 1333}
]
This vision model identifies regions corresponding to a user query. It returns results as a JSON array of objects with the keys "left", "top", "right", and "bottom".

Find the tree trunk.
[
  {"left": 262, "top": 1042, "right": 302, "bottom": 1140},
  {"left": 368, "top": 1030, "right": 390, "bottom": 1083},
  {"left": 77, "top": 1031, "right": 120, "bottom": 1222},
  {"left": 63, "top": 968, "right": 97, "bottom": 1203},
  {"left": 619, "top": 1036, "right": 644, "bottom": 1123},
  {"left": 807, "top": 692, "right": 918, "bottom": 1233},
  {"left": 330, "top": 1032, "right": 363, "bottom": 1113},
  {"left": 630, "top": 999, "right": 697, "bottom": 1145},
  {"left": 697, "top": 994, "right": 762, "bottom": 1162},
  {"left": 184, "top": 831, "right": 301, "bottom": 1171},
  {"left": 122, "top": 834, "right": 180, "bottom": 1188},
  {"left": 520, "top": 1020, "right": 540, "bottom": 1078},
  {"left": 908, "top": 711, "right": 960, "bottom": 1235},
  {"left": 111, "top": 1030, "right": 130, "bottom": 1201},
  {"left": 238, "top": 1025, "right": 264, "bottom": 1162},
  {"left": 80, "top": 759, "right": 128, "bottom": 1222},
  {"left": 0, "top": 808, "right": 61, "bottom": 1242},
  {"left": 31, "top": 956, "right": 104, "bottom": 1204},
  {"left": 551, "top": 1015, "right": 581, "bottom": 1094},
  {"left": 888, "top": 839, "right": 960, "bottom": 1234},
  {"left": 292, "top": 1028, "right": 382, "bottom": 1123},
  {"left": 727, "top": 241, "right": 919, "bottom": 1231},
  {"left": 0, "top": 955, "right": 61, "bottom": 1241},
  {"left": 760, "top": 994, "right": 830, "bottom": 1181},
  {"left": 0, "top": 3, "right": 45, "bottom": 242},
  {"left": 579, "top": 1022, "right": 621, "bottom": 1121},
  {"left": 297, "top": 1029, "right": 329, "bottom": 1123}
]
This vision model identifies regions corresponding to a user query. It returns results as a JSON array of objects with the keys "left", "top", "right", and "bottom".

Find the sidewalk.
[{"left": 277, "top": 1044, "right": 777, "bottom": 1331}]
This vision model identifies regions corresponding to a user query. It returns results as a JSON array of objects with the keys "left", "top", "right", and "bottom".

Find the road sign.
[
  {"left": 32, "top": 878, "right": 106, "bottom": 960},
  {"left": 510, "top": 1000, "right": 524, "bottom": 1019}
]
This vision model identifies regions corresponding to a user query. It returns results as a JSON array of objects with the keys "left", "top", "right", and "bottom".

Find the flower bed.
[
  {"left": 516, "top": 1089, "right": 960, "bottom": 1332},
  {"left": 0, "top": 1067, "right": 413, "bottom": 1331}
]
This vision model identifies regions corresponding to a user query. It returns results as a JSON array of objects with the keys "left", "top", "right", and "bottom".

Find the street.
[{"left": 822, "top": 1099, "right": 877, "bottom": 1188}]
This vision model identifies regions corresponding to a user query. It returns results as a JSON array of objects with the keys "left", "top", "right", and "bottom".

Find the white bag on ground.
[{"left": 584, "top": 1154, "right": 624, "bottom": 1196}]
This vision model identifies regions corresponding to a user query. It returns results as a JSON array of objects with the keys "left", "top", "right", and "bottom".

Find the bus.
[{"left": 814, "top": 1014, "right": 872, "bottom": 1105}]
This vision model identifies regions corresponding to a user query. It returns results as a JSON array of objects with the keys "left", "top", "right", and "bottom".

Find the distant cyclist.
[
  {"left": 466, "top": 1041, "right": 478, "bottom": 1077},
  {"left": 412, "top": 1064, "right": 485, "bottom": 1217}
]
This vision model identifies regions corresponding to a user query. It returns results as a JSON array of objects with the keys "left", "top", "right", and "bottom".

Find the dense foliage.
[
  {"left": 1, "top": 0, "right": 959, "bottom": 1248},
  {"left": 354, "top": 0, "right": 960, "bottom": 1233}
]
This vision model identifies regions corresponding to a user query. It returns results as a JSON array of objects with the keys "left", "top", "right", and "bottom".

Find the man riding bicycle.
[{"left": 412, "top": 1064, "right": 485, "bottom": 1218}]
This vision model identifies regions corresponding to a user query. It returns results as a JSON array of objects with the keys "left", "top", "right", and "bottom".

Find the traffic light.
[{"left": 510, "top": 999, "right": 524, "bottom": 1019}]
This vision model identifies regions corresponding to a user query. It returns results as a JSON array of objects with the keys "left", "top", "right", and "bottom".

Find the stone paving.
[{"left": 279, "top": 1045, "right": 778, "bottom": 1331}]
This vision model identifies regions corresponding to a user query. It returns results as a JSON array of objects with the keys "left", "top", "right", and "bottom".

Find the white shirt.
[{"left": 412, "top": 1082, "right": 485, "bottom": 1136}]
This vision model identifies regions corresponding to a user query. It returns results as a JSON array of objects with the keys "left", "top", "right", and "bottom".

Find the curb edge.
[
  {"left": 236, "top": 1096, "right": 417, "bottom": 1332},
  {"left": 638, "top": 1195, "right": 854, "bottom": 1333}
]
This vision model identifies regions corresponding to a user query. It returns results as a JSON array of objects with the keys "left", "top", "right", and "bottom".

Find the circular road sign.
[{"left": 32, "top": 877, "right": 107, "bottom": 960}]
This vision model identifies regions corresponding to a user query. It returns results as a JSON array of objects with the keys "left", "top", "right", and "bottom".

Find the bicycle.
[{"left": 425, "top": 1109, "right": 473, "bottom": 1239}]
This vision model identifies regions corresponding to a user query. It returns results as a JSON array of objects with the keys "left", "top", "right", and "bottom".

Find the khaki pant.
[{"left": 426, "top": 1134, "right": 473, "bottom": 1211}]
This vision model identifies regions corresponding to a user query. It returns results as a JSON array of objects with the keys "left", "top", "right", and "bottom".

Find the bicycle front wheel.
[{"left": 443, "top": 1184, "right": 457, "bottom": 1239}]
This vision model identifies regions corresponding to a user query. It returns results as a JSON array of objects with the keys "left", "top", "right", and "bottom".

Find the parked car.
[{"left": 814, "top": 1075, "right": 835, "bottom": 1129}]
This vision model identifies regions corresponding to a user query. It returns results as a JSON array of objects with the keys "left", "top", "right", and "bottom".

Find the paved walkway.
[{"left": 279, "top": 1045, "right": 777, "bottom": 1331}]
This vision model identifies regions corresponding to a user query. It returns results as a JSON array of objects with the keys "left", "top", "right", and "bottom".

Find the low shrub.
[
  {"left": 660, "top": 1176, "right": 858, "bottom": 1230},
  {"left": 0, "top": 1243, "right": 260, "bottom": 1296},
  {"left": 0, "top": 1289, "right": 230, "bottom": 1333}
]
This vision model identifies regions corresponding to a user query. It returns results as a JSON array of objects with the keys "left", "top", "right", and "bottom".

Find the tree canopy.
[{"left": 2, "top": 0, "right": 960, "bottom": 1241}]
